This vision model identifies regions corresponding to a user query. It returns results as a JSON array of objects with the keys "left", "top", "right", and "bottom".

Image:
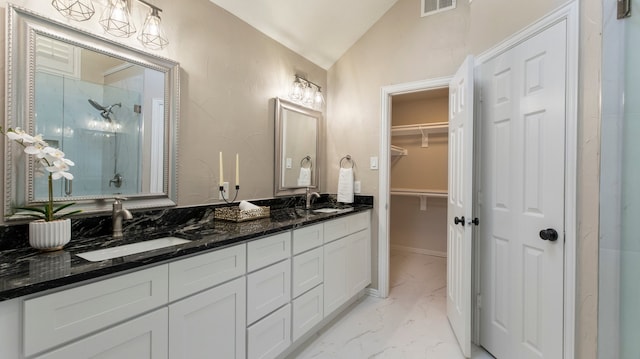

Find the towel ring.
[
  {"left": 300, "top": 155, "right": 312, "bottom": 169},
  {"left": 340, "top": 155, "right": 354, "bottom": 169}
]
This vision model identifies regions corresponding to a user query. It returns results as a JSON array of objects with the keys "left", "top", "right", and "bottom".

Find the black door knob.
[
  {"left": 471, "top": 218, "right": 480, "bottom": 226},
  {"left": 539, "top": 228, "right": 558, "bottom": 241},
  {"left": 454, "top": 216, "right": 465, "bottom": 226}
]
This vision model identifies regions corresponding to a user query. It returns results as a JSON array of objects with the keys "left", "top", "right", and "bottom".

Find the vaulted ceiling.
[{"left": 208, "top": 0, "right": 399, "bottom": 69}]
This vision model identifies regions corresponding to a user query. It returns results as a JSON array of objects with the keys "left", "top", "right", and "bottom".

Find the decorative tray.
[{"left": 214, "top": 206, "right": 271, "bottom": 222}]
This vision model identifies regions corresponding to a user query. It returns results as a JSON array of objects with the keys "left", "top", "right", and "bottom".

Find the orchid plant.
[{"left": 2, "top": 127, "right": 81, "bottom": 221}]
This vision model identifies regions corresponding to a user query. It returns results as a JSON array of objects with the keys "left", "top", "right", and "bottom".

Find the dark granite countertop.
[{"left": 0, "top": 201, "right": 373, "bottom": 302}]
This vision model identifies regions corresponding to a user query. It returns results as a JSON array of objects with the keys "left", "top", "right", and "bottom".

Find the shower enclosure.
[
  {"left": 34, "top": 64, "right": 143, "bottom": 199},
  {"left": 598, "top": 0, "right": 640, "bottom": 357}
]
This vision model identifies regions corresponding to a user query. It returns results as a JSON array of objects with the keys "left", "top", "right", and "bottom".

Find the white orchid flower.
[
  {"left": 24, "top": 142, "right": 48, "bottom": 159},
  {"left": 7, "top": 127, "right": 37, "bottom": 144},
  {"left": 46, "top": 160, "right": 74, "bottom": 180}
]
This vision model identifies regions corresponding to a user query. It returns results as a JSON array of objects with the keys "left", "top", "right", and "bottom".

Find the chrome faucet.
[
  {"left": 305, "top": 187, "right": 320, "bottom": 210},
  {"left": 112, "top": 197, "right": 133, "bottom": 239}
]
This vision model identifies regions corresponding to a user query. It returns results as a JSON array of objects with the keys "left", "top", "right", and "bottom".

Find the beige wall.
[
  {"left": 327, "top": 0, "right": 600, "bottom": 356},
  {"left": 0, "top": 0, "right": 326, "bottom": 213}
]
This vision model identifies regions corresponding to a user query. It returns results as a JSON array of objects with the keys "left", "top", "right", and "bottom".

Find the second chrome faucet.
[
  {"left": 305, "top": 187, "right": 320, "bottom": 210},
  {"left": 112, "top": 197, "right": 133, "bottom": 239}
]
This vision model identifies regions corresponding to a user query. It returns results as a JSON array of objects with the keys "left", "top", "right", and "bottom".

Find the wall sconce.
[
  {"left": 137, "top": 0, "right": 169, "bottom": 50},
  {"left": 99, "top": 0, "right": 136, "bottom": 38},
  {"left": 51, "top": 0, "right": 95, "bottom": 22},
  {"left": 289, "top": 75, "right": 324, "bottom": 110}
]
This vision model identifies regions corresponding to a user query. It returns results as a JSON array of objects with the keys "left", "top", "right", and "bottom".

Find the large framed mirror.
[
  {"left": 274, "top": 98, "right": 322, "bottom": 196},
  {"left": 5, "top": 5, "right": 180, "bottom": 220}
]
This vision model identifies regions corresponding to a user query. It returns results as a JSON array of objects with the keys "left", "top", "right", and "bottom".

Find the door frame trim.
[
  {"left": 377, "top": 2, "right": 578, "bottom": 357},
  {"left": 378, "top": 76, "right": 451, "bottom": 299}
]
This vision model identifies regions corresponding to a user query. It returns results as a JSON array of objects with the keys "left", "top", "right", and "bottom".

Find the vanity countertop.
[{"left": 0, "top": 204, "right": 372, "bottom": 302}]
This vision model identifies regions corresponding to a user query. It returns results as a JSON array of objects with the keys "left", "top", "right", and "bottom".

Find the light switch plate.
[
  {"left": 370, "top": 157, "right": 379, "bottom": 170},
  {"left": 219, "top": 182, "right": 229, "bottom": 200},
  {"left": 354, "top": 181, "right": 361, "bottom": 194},
  {"left": 285, "top": 158, "right": 292, "bottom": 169}
]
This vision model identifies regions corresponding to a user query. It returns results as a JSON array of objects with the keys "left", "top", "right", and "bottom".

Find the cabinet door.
[
  {"left": 169, "top": 277, "right": 246, "bottom": 359},
  {"left": 247, "top": 304, "right": 291, "bottom": 359},
  {"left": 347, "top": 228, "right": 371, "bottom": 296},
  {"left": 323, "top": 237, "right": 349, "bottom": 314},
  {"left": 35, "top": 308, "right": 168, "bottom": 359},
  {"left": 247, "top": 259, "right": 291, "bottom": 325}
]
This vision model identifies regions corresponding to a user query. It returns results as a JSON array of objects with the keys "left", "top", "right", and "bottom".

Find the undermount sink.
[
  {"left": 312, "top": 207, "right": 354, "bottom": 214},
  {"left": 76, "top": 237, "right": 191, "bottom": 262}
]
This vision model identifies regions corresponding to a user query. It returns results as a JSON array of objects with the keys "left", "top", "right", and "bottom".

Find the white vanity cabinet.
[{"left": 0, "top": 209, "right": 372, "bottom": 359}]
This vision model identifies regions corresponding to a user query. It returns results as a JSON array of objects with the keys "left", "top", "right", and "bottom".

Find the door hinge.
[
  {"left": 618, "top": 0, "right": 631, "bottom": 19},
  {"left": 477, "top": 294, "right": 482, "bottom": 309}
]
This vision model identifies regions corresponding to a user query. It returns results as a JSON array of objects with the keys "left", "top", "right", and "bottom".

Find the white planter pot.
[{"left": 28, "top": 219, "right": 71, "bottom": 251}]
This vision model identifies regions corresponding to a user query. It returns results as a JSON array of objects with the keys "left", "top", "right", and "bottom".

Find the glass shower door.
[{"left": 599, "top": 0, "right": 640, "bottom": 357}]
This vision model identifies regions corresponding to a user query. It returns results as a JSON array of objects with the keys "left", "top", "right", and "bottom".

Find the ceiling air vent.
[{"left": 422, "top": 0, "right": 456, "bottom": 17}]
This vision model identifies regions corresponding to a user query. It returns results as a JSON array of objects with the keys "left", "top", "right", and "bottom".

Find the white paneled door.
[
  {"left": 447, "top": 55, "right": 475, "bottom": 359},
  {"left": 479, "top": 20, "right": 566, "bottom": 359}
]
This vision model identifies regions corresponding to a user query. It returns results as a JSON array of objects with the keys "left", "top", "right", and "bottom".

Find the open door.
[{"left": 447, "top": 55, "right": 474, "bottom": 358}]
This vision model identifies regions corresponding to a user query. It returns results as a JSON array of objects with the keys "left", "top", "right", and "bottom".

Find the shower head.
[{"left": 88, "top": 99, "right": 122, "bottom": 121}]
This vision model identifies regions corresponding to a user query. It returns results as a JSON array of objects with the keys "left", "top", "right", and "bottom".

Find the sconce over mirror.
[
  {"left": 5, "top": 5, "right": 180, "bottom": 221},
  {"left": 274, "top": 98, "right": 322, "bottom": 196}
]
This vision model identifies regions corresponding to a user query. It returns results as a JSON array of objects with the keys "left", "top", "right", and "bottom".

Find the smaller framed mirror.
[{"left": 274, "top": 98, "right": 322, "bottom": 196}]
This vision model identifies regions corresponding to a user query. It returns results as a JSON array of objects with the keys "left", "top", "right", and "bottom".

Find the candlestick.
[
  {"left": 219, "top": 152, "right": 223, "bottom": 186},
  {"left": 235, "top": 153, "right": 239, "bottom": 186}
]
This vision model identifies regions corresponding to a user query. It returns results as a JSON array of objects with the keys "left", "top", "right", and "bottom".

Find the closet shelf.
[
  {"left": 390, "top": 145, "right": 408, "bottom": 156},
  {"left": 390, "top": 188, "right": 448, "bottom": 198},
  {"left": 391, "top": 122, "right": 448, "bottom": 147}
]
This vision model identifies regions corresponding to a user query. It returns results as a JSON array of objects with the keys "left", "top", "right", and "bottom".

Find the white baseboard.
[{"left": 391, "top": 244, "right": 447, "bottom": 258}]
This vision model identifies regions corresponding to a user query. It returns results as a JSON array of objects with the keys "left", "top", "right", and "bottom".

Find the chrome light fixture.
[
  {"left": 289, "top": 75, "right": 324, "bottom": 110},
  {"left": 99, "top": 0, "right": 136, "bottom": 38},
  {"left": 51, "top": 0, "right": 95, "bottom": 21},
  {"left": 137, "top": 0, "right": 169, "bottom": 50}
]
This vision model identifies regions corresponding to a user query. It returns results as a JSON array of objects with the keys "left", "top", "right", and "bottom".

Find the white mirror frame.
[{"left": 4, "top": 4, "right": 180, "bottom": 221}]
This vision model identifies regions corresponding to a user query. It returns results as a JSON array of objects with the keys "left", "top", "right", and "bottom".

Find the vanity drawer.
[
  {"left": 292, "top": 247, "right": 323, "bottom": 298},
  {"left": 24, "top": 265, "right": 169, "bottom": 357},
  {"left": 169, "top": 243, "right": 246, "bottom": 301},
  {"left": 323, "top": 211, "right": 370, "bottom": 243},
  {"left": 247, "top": 259, "right": 291, "bottom": 325},
  {"left": 292, "top": 284, "right": 323, "bottom": 342},
  {"left": 247, "top": 232, "right": 291, "bottom": 272},
  {"left": 292, "top": 223, "right": 324, "bottom": 255},
  {"left": 348, "top": 211, "right": 370, "bottom": 233},
  {"left": 323, "top": 216, "right": 350, "bottom": 243}
]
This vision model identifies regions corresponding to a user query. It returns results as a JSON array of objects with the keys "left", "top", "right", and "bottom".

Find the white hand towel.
[
  {"left": 239, "top": 200, "right": 260, "bottom": 211},
  {"left": 297, "top": 167, "right": 311, "bottom": 187},
  {"left": 337, "top": 167, "right": 354, "bottom": 203}
]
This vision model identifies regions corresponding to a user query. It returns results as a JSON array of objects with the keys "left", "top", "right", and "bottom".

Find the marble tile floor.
[{"left": 289, "top": 250, "right": 495, "bottom": 359}]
